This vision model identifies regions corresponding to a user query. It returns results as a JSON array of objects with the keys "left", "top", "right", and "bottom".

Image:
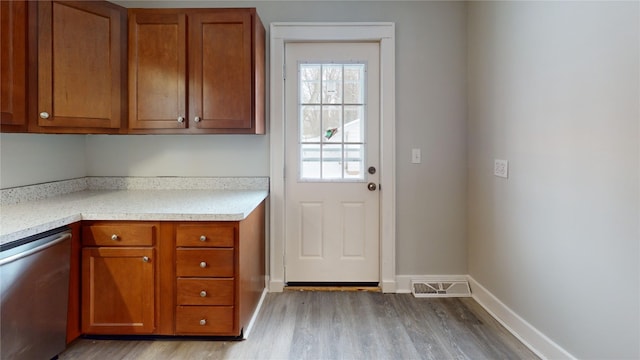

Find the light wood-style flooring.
[{"left": 60, "top": 291, "right": 539, "bottom": 360}]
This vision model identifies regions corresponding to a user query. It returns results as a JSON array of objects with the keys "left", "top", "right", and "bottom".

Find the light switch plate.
[
  {"left": 494, "top": 159, "right": 508, "bottom": 178},
  {"left": 411, "top": 148, "right": 421, "bottom": 164}
]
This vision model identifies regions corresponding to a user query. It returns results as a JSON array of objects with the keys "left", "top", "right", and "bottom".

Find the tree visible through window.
[{"left": 298, "top": 62, "right": 366, "bottom": 181}]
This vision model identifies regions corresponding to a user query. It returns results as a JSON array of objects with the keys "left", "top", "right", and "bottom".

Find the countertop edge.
[
  {"left": 1, "top": 190, "right": 268, "bottom": 245},
  {"left": 2, "top": 214, "right": 84, "bottom": 243}
]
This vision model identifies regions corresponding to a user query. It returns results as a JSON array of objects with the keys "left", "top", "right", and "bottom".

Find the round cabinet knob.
[
  {"left": 142, "top": 256, "right": 150, "bottom": 263},
  {"left": 200, "top": 290, "right": 207, "bottom": 297},
  {"left": 194, "top": 116, "right": 201, "bottom": 123},
  {"left": 177, "top": 116, "right": 185, "bottom": 123},
  {"left": 39, "top": 112, "right": 50, "bottom": 119},
  {"left": 111, "top": 234, "right": 118, "bottom": 241},
  {"left": 199, "top": 261, "right": 207, "bottom": 268},
  {"left": 199, "top": 319, "right": 207, "bottom": 326},
  {"left": 199, "top": 235, "right": 207, "bottom": 242}
]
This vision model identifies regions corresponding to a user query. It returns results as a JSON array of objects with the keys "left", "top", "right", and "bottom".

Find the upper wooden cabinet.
[
  {"left": 2, "top": 3, "right": 265, "bottom": 135},
  {"left": 128, "top": 9, "right": 265, "bottom": 134},
  {"left": 1, "top": 0, "right": 28, "bottom": 132},
  {"left": 34, "top": 1, "right": 126, "bottom": 133}
]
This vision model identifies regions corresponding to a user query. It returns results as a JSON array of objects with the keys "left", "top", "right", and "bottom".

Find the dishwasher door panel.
[{"left": 1, "top": 230, "right": 72, "bottom": 360}]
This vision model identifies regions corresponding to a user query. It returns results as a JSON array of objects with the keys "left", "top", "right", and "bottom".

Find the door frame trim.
[{"left": 269, "top": 23, "right": 396, "bottom": 293}]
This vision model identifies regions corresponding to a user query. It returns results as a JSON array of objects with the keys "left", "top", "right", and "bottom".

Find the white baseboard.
[
  {"left": 395, "top": 274, "right": 469, "bottom": 293},
  {"left": 242, "top": 288, "right": 268, "bottom": 339},
  {"left": 467, "top": 276, "right": 576, "bottom": 360},
  {"left": 381, "top": 279, "right": 397, "bottom": 293},
  {"left": 268, "top": 278, "right": 285, "bottom": 292}
]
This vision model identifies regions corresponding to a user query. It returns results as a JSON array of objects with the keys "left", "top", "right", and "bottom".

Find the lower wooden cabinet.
[
  {"left": 81, "top": 247, "right": 156, "bottom": 334},
  {"left": 175, "top": 223, "right": 236, "bottom": 335},
  {"left": 81, "top": 222, "right": 158, "bottom": 334},
  {"left": 78, "top": 201, "right": 265, "bottom": 337}
]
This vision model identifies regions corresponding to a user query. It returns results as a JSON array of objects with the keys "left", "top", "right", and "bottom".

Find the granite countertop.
[{"left": 0, "top": 178, "right": 269, "bottom": 245}]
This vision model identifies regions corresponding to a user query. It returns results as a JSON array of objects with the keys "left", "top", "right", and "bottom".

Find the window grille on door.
[{"left": 298, "top": 62, "right": 367, "bottom": 181}]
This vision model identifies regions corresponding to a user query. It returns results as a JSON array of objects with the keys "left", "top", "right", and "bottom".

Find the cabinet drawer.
[
  {"left": 176, "top": 249, "right": 234, "bottom": 277},
  {"left": 177, "top": 278, "right": 234, "bottom": 306},
  {"left": 175, "top": 306, "right": 234, "bottom": 334},
  {"left": 176, "top": 224, "right": 235, "bottom": 248},
  {"left": 82, "top": 223, "right": 155, "bottom": 246}
]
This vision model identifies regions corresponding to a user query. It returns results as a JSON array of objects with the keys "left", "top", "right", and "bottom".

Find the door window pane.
[
  {"left": 344, "top": 144, "right": 364, "bottom": 179},
  {"left": 344, "top": 106, "right": 364, "bottom": 143},
  {"left": 300, "top": 105, "right": 321, "bottom": 141},
  {"left": 322, "top": 106, "right": 342, "bottom": 143},
  {"left": 300, "top": 65, "right": 321, "bottom": 104},
  {"left": 322, "top": 144, "right": 343, "bottom": 180},
  {"left": 322, "top": 65, "right": 343, "bottom": 104},
  {"left": 344, "top": 65, "right": 365, "bottom": 104},
  {"left": 300, "top": 144, "right": 321, "bottom": 179}
]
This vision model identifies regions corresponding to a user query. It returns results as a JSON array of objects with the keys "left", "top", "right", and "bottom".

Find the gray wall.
[
  {"left": 85, "top": 135, "right": 269, "bottom": 176},
  {"left": 0, "top": 134, "right": 86, "bottom": 188},
  {"left": 0, "top": 1, "right": 469, "bottom": 277},
  {"left": 467, "top": 1, "right": 639, "bottom": 358}
]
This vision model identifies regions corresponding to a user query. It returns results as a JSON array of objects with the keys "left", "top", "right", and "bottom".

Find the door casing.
[{"left": 269, "top": 22, "right": 396, "bottom": 292}]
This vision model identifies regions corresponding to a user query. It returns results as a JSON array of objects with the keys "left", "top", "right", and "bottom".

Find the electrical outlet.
[
  {"left": 494, "top": 159, "right": 508, "bottom": 178},
  {"left": 411, "top": 148, "right": 421, "bottom": 164}
]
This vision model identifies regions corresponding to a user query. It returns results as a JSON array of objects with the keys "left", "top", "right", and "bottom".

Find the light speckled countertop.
[{"left": 0, "top": 178, "right": 269, "bottom": 245}]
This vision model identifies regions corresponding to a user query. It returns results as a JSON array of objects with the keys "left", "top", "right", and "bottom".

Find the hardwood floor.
[{"left": 60, "top": 291, "right": 539, "bottom": 360}]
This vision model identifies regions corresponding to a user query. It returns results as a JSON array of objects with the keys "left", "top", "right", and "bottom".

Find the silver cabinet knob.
[
  {"left": 177, "top": 116, "right": 185, "bottom": 123},
  {"left": 194, "top": 116, "right": 201, "bottom": 123},
  {"left": 199, "top": 319, "right": 207, "bottom": 326},
  {"left": 199, "top": 235, "right": 207, "bottom": 242},
  {"left": 199, "top": 261, "right": 207, "bottom": 268},
  {"left": 142, "top": 256, "right": 150, "bottom": 263},
  {"left": 200, "top": 290, "right": 207, "bottom": 297},
  {"left": 39, "top": 112, "right": 50, "bottom": 119},
  {"left": 111, "top": 234, "right": 118, "bottom": 241}
]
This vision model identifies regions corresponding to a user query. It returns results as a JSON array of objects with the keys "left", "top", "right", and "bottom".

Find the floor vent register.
[{"left": 411, "top": 280, "right": 471, "bottom": 298}]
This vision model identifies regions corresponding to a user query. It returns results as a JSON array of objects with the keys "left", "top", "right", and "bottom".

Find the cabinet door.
[
  {"left": 37, "top": 1, "right": 124, "bottom": 130},
  {"left": 189, "top": 11, "right": 252, "bottom": 131},
  {"left": 0, "top": 0, "right": 27, "bottom": 131},
  {"left": 128, "top": 11, "right": 187, "bottom": 130},
  {"left": 81, "top": 247, "right": 155, "bottom": 334}
]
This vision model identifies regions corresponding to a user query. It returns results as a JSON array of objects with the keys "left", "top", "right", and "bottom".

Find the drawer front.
[
  {"left": 176, "top": 249, "right": 234, "bottom": 277},
  {"left": 177, "top": 278, "right": 234, "bottom": 306},
  {"left": 82, "top": 223, "right": 155, "bottom": 246},
  {"left": 176, "top": 224, "right": 235, "bottom": 248},
  {"left": 175, "top": 306, "right": 235, "bottom": 334}
]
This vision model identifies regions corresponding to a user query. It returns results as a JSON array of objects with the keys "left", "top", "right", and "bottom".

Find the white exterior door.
[{"left": 284, "top": 42, "right": 380, "bottom": 283}]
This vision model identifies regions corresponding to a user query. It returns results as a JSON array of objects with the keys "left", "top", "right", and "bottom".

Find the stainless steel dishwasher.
[{"left": 1, "top": 226, "right": 72, "bottom": 360}]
